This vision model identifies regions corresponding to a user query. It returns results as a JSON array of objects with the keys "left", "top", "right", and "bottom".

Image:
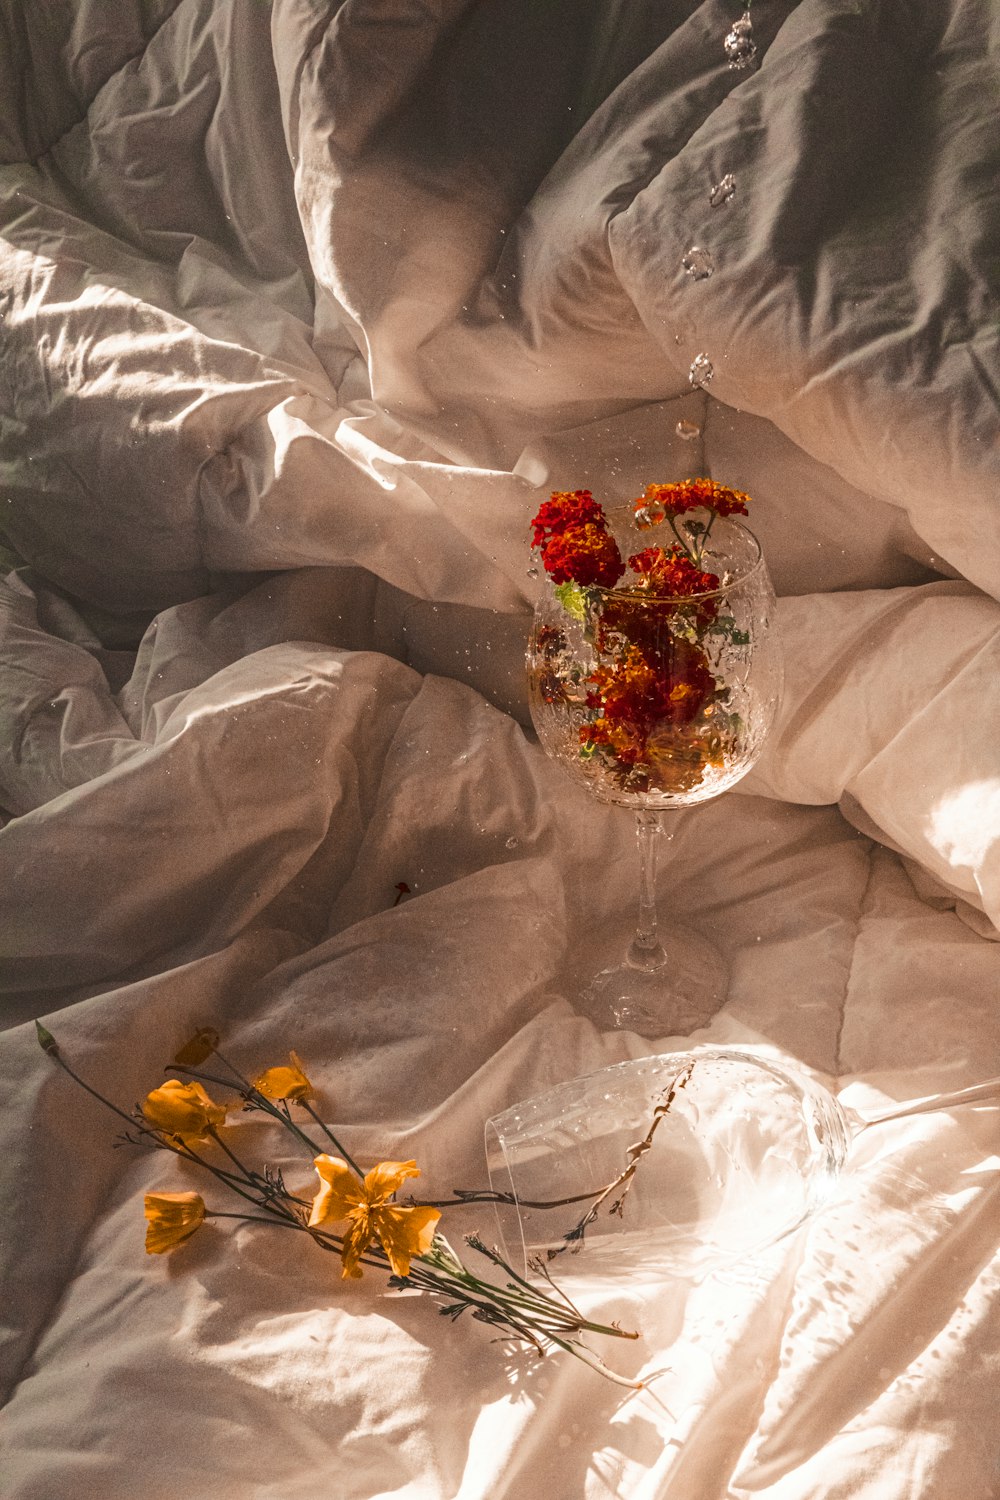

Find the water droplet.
[
  {"left": 505, "top": 836, "right": 519, "bottom": 850},
  {"left": 634, "top": 503, "right": 666, "bottom": 530},
  {"left": 724, "top": 11, "right": 757, "bottom": 70},
  {"left": 681, "top": 245, "right": 714, "bottom": 280},
  {"left": 676, "top": 419, "right": 701, "bottom": 441},
  {"left": 709, "top": 173, "right": 737, "bottom": 208},
  {"left": 689, "top": 353, "right": 715, "bottom": 389},
  {"left": 526, "top": 565, "right": 539, "bottom": 579}
]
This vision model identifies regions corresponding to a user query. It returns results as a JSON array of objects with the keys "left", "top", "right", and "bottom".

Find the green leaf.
[
  {"left": 35, "top": 1021, "right": 59, "bottom": 1056},
  {"left": 554, "top": 581, "right": 586, "bottom": 622},
  {"left": 706, "top": 616, "right": 750, "bottom": 647}
]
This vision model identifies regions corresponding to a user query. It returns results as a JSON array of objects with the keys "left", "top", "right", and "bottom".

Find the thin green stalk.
[
  {"left": 421, "top": 1187, "right": 605, "bottom": 1211},
  {"left": 210, "top": 1048, "right": 255, "bottom": 1092},
  {"left": 172, "top": 1140, "right": 301, "bottom": 1222},
  {"left": 204, "top": 1126, "right": 310, "bottom": 1211},
  {"left": 299, "top": 1099, "right": 364, "bottom": 1178},
  {"left": 205, "top": 1211, "right": 387, "bottom": 1271},
  {"left": 172, "top": 1062, "right": 327, "bottom": 1160},
  {"left": 416, "top": 1244, "right": 636, "bottom": 1341},
  {"left": 268, "top": 1104, "right": 328, "bottom": 1162},
  {"left": 667, "top": 513, "right": 694, "bottom": 562},
  {"left": 36, "top": 1028, "right": 144, "bottom": 1132}
]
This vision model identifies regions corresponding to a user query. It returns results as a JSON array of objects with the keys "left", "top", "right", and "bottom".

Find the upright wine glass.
[{"left": 527, "top": 489, "right": 781, "bottom": 1036}]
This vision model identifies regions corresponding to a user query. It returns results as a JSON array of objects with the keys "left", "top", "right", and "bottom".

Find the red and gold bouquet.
[{"left": 528, "top": 479, "right": 755, "bottom": 798}]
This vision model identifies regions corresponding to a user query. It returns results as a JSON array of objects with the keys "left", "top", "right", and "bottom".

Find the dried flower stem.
[{"left": 546, "top": 1061, "right": 694, "bottom": 1261}]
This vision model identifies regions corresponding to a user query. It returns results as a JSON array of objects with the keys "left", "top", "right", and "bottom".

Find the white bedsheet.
[{"left": 2, "top": 2, "right": 1000, "bottom": 1497}]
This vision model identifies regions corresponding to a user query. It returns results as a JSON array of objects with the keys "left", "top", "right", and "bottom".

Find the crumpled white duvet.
[{"left": 2, "top": 1, "right": 1000, "bottom": 1497}]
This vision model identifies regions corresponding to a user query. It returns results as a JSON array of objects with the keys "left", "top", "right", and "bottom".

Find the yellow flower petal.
[
  {"left": 253, "top": 1051, "right": 315, "bottom": 1102},
  {"left": 172, "top": 1028, "right": 220, "bottom": 1066},
  {"left": 374, "top": 1204, "right": 441, "bottom": 1278},
  {"left": 144, "top": 1191, "right": 206, "bottom": 1254},
  {"left": 308, "top": 1155, "right": 363, "bottom": 1228},
  {"left": 309, "top": 1157, "right": 438, "bottom": 1279},
  {"left": 362, "top": 1159, "right": 421, "bottom": 1204},
  {"left": 142, "top": 1079, "right": 227, "bottom": 1142},
  {"left": 339, "top": 1210, "right": 374, "bottom": 1279}
]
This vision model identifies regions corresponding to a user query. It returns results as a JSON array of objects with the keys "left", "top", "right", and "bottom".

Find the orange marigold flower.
[
  {"left": 253, "top": 1051, "right": 315, "bottom": 1103},
  {"left": 645, "top": 725, "right": 727, "bottom": 794},
  {"left": 628, "top": 546, "right": 718, "bottom": 595},
  {"left": 585, "top": 636, "right": 717, "bottom": 747},
  {"left": 583, "top": 716, "right": 647, "bottom": 764},
  {"left": 142, "top": 1079, "right": 228, "bottom": 1143},
  {"left": 530, "top": 489, "right": 605, "bottom": 546},
  {"left": 626, "top": 546, "right": 721, "bottom": 620},
  {"left": 530, "top": 488, "right": 625, "bottom": 587},
  {"left": 308, "top": 1156, "right": 441, "bottom": 1280},
  {"left": 633, "top": 478, "right": 750, "bottom": 519},
  {"left": 654, "top": 638, "right": 717, "bottom": 726},
  {"left": 539, "top": 524, "right": 625, "bottom": 588},
  {"left": 143, "top": 1191, "right": 206, "bottom": 1254}
]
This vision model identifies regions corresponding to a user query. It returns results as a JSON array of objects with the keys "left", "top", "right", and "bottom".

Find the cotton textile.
[{"left": 2, "top": 2, "right": 1000, "bottom": 1497}]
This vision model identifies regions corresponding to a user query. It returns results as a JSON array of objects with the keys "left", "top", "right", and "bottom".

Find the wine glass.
[
  {"left": 485, "top": 1048, "right": 850, "bottom": 1282},
  {"left": 527, "top": 504, "right": 781, "bottom": 1036},
  {"left": 484, "top": 1048, "right": 1000, "bottom": 1283}
]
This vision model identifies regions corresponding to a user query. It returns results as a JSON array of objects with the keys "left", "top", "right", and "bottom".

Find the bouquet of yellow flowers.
[{"left": 36, "top": 1022, "right": 658, "bottom": 1387}]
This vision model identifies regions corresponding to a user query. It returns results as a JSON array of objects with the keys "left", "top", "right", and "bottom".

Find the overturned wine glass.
[{"left": 484, "top": 1049, "right": 1000, "bottom": 1282}]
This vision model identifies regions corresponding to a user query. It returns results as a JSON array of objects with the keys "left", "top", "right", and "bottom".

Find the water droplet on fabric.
[
  {"left": 676, "top": 419, "right": 701, "bottom": 441},
  {"left": 505, "top": 836, "right": 519, "bottom": 850},
  {"left": 682, "top": 245, "right": 715, "bottom": 280},
  {"left": 526, "top": 565, "right": 539, "bottom": 579},
  {"left": 689, "top": 353, "right": 715, "bottom": 389},
  {"left": 724, "top": 11, "right": 757, "bottom": 70},
  {"left": 709, "top": 174, "right": 737, "bottom": 208},
  {"left": 634, "top": 503, "right": 666, "bottom": 530}
]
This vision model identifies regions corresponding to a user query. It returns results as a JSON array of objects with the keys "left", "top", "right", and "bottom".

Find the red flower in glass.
[
  {"left": 530, "top": 489, "right": 606, "bottom": 546},
  {"left": 634, "top": 478, "right": 750, "bottom": 519},
  {"left": 540, "top": 526, "right": 625, "bottom": 587},
  {"left": 628, "top": 547, "right": 719, "bottom": 597}
]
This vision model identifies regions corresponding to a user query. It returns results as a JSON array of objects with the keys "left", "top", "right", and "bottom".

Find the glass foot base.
[{"left": 581, "top": 927, "right": 728, "bottom": 1037}]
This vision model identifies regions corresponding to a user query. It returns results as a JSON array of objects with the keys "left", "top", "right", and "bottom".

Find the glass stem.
[
  {"left": 627, "top": 811, "right": 668, "bottom": 972},
  {"left": 858, "top": 1075, "right": 1000, "bottom": 1130}
]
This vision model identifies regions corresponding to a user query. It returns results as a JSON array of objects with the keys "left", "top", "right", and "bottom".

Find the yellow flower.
[
  {"left": 173, "top": 1028, "right": 220, "bottom": 1066},
  {"left": 144, "top": 1191, "right": 206, "bottom": 1254},
  {"left": 253, "top": 1050, "right": 315, "bottom": 1103},
  {"left": 308, "top": 1156, "right": 441, "bottom": 1279},
  {"left": 142, "top": 1079, "right": 227, "bottom": 1142}
]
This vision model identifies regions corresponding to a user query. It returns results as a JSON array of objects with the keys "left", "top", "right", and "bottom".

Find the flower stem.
[
  {"left": 420, "top": 1187, "right": 605, "bottom": 1211},
  {"left": 667, "top": 514, "right": 695, "bottom": 562},
  {"left": 299, "top": 1100, "right": 364, "bottom": 1178},
  {"left": 701, "top": 511, "right": 717, "bottom": 557},
  {"left": 172, "top": 1063, "right": 329, "bottom": 1161},
  {"left": 38, "top": 1041, "right": 145, "bottom": 1132},
  {"left": 174, "top": 1140, "right": 301, "bottom": 1222}
]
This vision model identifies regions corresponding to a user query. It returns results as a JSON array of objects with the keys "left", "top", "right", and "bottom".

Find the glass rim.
[{"left": 577, "top": 517, "right": 765, "bottom": 605}]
